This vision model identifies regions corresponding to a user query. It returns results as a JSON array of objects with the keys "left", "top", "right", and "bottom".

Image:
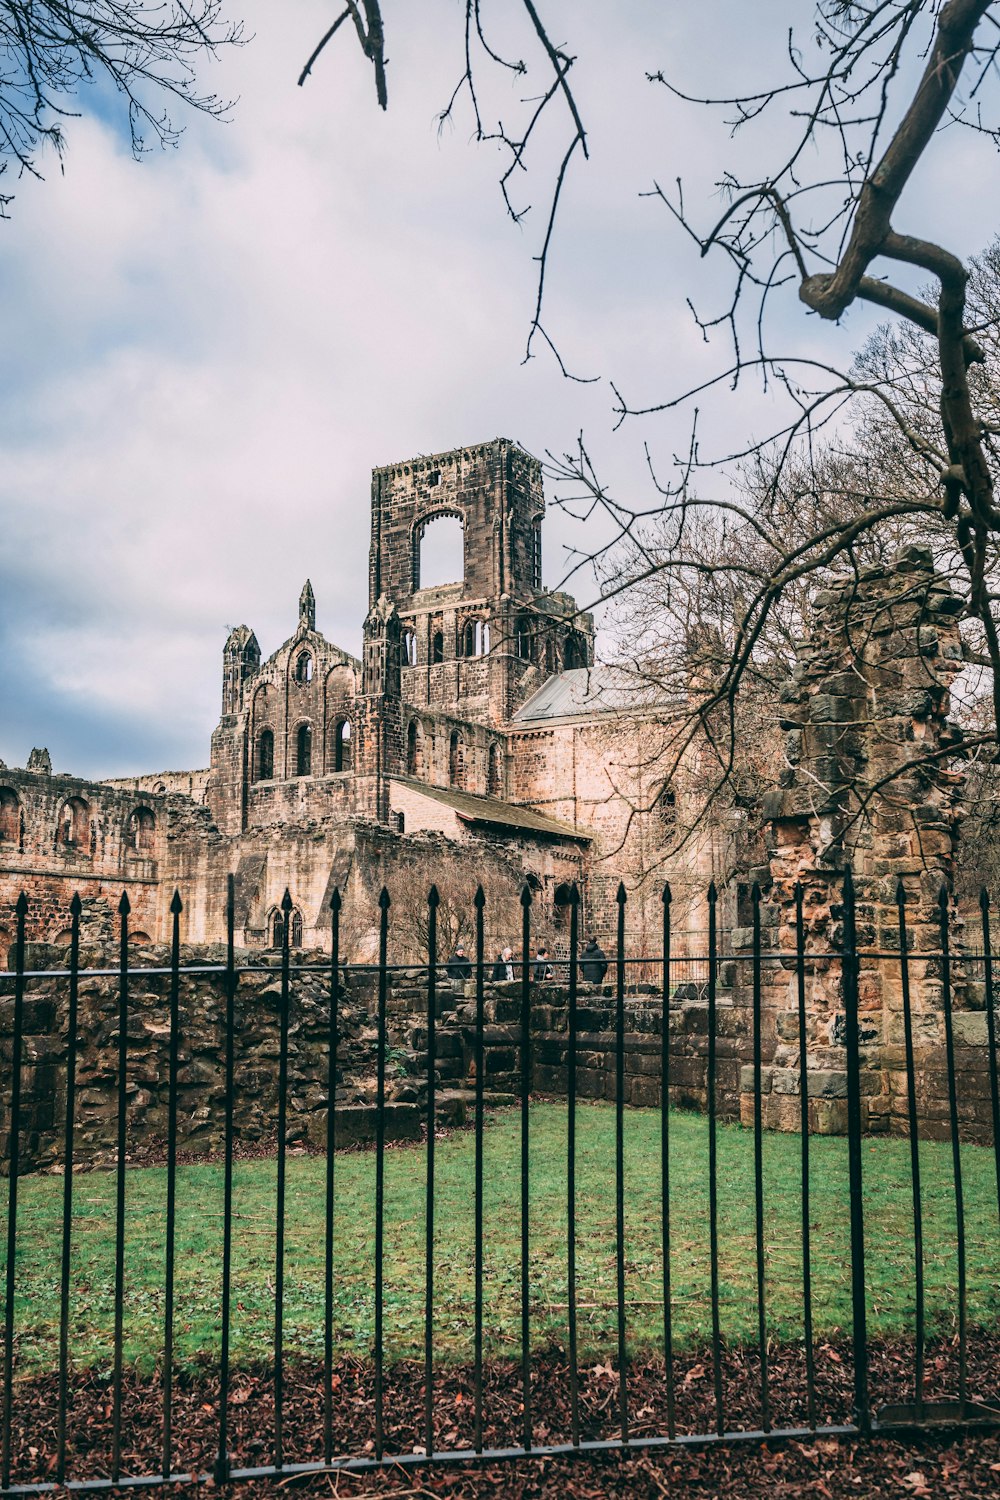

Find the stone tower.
[
  {"left": 369, "top": 438, "right": 595, "bottom": 726},
  {"left": 222, "top": 625, "right": 261, "bottom": 716}
]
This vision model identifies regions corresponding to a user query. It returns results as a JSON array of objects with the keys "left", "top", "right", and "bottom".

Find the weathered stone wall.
[
  {"left": 0, "top": 936, "right": 431, "bottom": 1175},
  {"left": 733, "top": 545, "right": 984, "bottom": 1137}
]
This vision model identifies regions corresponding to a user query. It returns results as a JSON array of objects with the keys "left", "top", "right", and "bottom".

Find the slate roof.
[
  {"left": 512, "top": 665, "right": 670, "bottom": 724},
  {"left": 393, "top": 778, "right": 591, "bottom": 843}
]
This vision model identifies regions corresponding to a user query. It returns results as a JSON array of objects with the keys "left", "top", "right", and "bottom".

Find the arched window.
[
  {"left": 531, "top": 520, "right": 543, "bottom": 589},
  {"left": 432, "top": 631, "right": 445, "bottom": 664},
  {"left": 270, "top": 910, "right": 285, "bottom": 949},
  {"left": 295, "top": 652, "right": 313, "bottom": 683},
  {"left": 657, "top": 785, "right": 677, "bottom": 833},
  {"left": 0, "top": 788, "right": 19, "bottom": 843},
  {"left": 58, "top": 797, "right": 90, "bottom": 850},
  {"left": 515, "top": 617, "right": 535, "bottom": 663},
  {"left": 564, "top": 632, "right": 586, "bottom": 670},
  {"left": 291, "top": 910, "right": 303, "bottom": 948},
  {"left": 449, "top": 731, "right": 464, "bottom": 788},
  {"left": 487, "top": 743, "right": 503, "bottom": 798},
  {"left": 553, "top": 881, "right": 574, "bottom": 931},
  {"left": 403, "top": 629, "right": 417, "bottom": 666},
  {"left": 413, "top": 511, "right": 464, "bottom": 590},
  {"left": 462, "top": 620, "right": 490, "bottom": 658},
  {"left": 256, "top": 728, "right": 274, "bottom": 781},
  {"left": 406, "top": 719, "right": 424, "bottom": 777},
  {"left": 127, "top": 806, "right": 156, "bottom": 852},
  {"left": 296, "top": 723, "right": 312, "bottom": 777},
  {"left": 333, "top": 719, "right": 352, "bottom": 773}
]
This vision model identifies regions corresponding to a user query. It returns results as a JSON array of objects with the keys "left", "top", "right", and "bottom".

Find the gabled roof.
[
  {"left": 512, "top": 665, "right": 671, "bottom": 724},
  {"left": 393, "top": 777, "right": 591, "bottom": 843}
]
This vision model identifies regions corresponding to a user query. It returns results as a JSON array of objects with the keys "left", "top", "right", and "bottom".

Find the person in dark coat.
[
  {"left": 533, "top": 945, "right": 552, "bottom": 981},
  {"left": 580, "top": 937, "right": 608, "bottom": 984},
  {"left": 446, "top": 944, "right": 472, "bottom": 982}
]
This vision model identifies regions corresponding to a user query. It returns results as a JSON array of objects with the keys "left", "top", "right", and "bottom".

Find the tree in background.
[
  {"left": 306, "top": 2, "right": 1000, "bottom": 854},
  {"left": 0, "top": 1, "right": 243, "bottom": 216}
]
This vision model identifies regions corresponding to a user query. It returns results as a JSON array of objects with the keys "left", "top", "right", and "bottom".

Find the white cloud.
[{"left": 0, "top": 1, "right": 989, "bottom": 777}]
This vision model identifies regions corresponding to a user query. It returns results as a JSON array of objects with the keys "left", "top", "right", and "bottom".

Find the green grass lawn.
[{"left": 4, "top": 1101, "right": 999, "bottom": 1377}]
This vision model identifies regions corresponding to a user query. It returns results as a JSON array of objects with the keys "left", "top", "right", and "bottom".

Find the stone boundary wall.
[
  {"left": 400, "top": 968, "right": 1000, "bottom": 1144},
  {"left": 0, "top": 945, "right": 422, "bottom": 1175},
  {"left": 3, "top": 948, "right": 997, "bottom": 1176}
]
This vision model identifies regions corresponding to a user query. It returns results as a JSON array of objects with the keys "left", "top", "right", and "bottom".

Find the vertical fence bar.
[
  {"left": 473, "top": 886, "right": 486, "bottom": 1456},
  {"left": 162, "top": 891, "right": 182, "bottom": 1480},
  {"left": 324, "top": 889, "right": 341, "bottom": 1465},
  {"left": 424, "top": 886, "right": 439, "bottom": 1457},
  {"left": 111, "top": 891, "right": 131, "bottom": 1482},
  {"left": 753, "top": 884, "right": 771, "bottom": 1432},
  {"left": 1, "top": 893, "right": 28, "bottom": 1491},
  {"left": 374, "top": 888, "right": 389, "bottom": 1460},
  {"left": 519, "top": 882, "right": 532, "bottom": 1451},
  {"left": 897, "top": 879, "right": 924, "bottom": 1416},
  {"left": 979, "top": 890, "right": 1000, "bottom": 1235},
  {"left": 938, "top": 884, "right": 967, "bottom": 1418},
  {"left": 215, "top": 875, "right": 236, "bottom": 1485},
  {"left": 707, "top": 882, "right": 724, "bottom": 1437},
  {"left": 794, "top": 883, "right": 816, "bottom": 1430},
  {"left": 661, "top": 883, "right": 675, "bottom": 1439},
  {"left": 841, "top": 865, "right": 869, "bottom": 1435},
  {"left": 274, "top": 888, "right": 292, "bottom": 1469},
  {"left": 614, "top": 883, "right": 629, "bottom": 1445},
  {"left": 56, "top": 893, "right": 82, "bottom": 1484},
  {"left": 567, "top": 885, "right": 580, "bottom": 1448}
]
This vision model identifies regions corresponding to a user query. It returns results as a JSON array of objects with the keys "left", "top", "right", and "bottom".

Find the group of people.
[{"left": 444, "top": 937, "right": 608, "bottom": 985}]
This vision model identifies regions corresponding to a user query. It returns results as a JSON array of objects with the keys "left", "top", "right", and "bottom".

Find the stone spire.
[{"left": 299, "top": 579, "right": 316, "bottom": 632}]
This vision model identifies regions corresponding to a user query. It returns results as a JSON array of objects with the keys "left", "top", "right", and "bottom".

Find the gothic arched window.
[
  {"left": 487, "top": 743, "right": 503, "bottom": 798},
  {"left": 432, "top": 631, "right": 445, "bottom": 664},
  {"left": 58, "top": 797, "right": 91, "bottom": 850},
  {"left": 333, "top": 719, "right": 352, "bottom": 773},
  {"left": 449, "top": 731, "right": 464, "bottom": 788},
  {"left": 256, "top": 728, "right": 274, "bottom": 781},
  {"left": 515, "top": 617, "right": 535, "bottom": 663},
  {"left": 295, "top": 652, "right": 313, "bottom": 683},
  {"left": 296, "top": 723, "right": 312, "bottom": 777},
  {"left": 127, "top": 807, "right": 155, "bottom": 852},
  {"left": 0, "top": 788, "right": 19, "bottom": 843},
  {"left": 564, "top": 632, "right": 586, "bottom": 670},
  {"left": 407, "top": 719, "right": 424, "bottom": 777}
]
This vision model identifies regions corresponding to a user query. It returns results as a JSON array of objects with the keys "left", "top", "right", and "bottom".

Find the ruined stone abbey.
[
  {"left": 0, "top": 439, "right": 703, "bottom": 959},
  {"left": 6, "top": 436, "right": 1000, "bottom": 1144}
]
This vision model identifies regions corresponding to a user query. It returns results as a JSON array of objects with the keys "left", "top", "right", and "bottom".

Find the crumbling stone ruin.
[
  {"left": 729, "top": 545, "right": 988, "bottom": 1137},
  {"left": 2, "top": 442, "right": 988, "bottom": 1145},
  {"left": 2, "top": 439, "right": 714, "bottom": 966}
]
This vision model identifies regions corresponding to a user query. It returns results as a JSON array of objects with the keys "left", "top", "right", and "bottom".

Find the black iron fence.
[{"left": 0, "top": 870, "right": 998, "bottom": 1491}]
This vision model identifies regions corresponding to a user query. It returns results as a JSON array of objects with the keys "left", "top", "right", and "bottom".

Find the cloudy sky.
[{"left": 1, "top": 1, "right": 996, "bottom": 779}]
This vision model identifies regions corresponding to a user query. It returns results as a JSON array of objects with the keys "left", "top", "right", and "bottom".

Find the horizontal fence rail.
[{"left": 0, "top": 871, "right": 998, "bottom": 1492}]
